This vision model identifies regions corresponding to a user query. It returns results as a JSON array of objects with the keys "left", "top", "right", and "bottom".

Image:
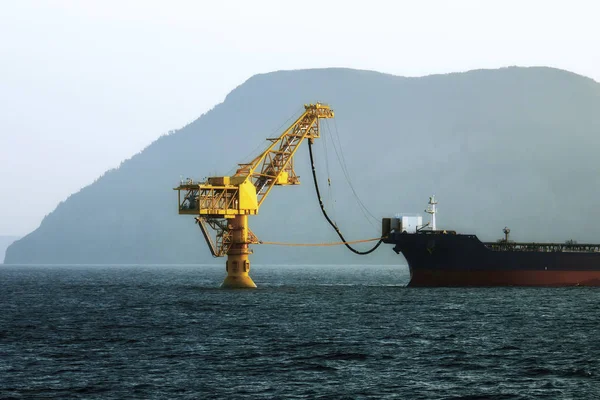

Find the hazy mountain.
[
  {"left": 6, "top": 67, "right": 600, "bottom": 265},
  {"left": 1, "top": 236, "right": 20, "bottom": 264}
]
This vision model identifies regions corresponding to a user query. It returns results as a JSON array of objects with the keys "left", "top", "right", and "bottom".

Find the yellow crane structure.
[{"left": 174, "top": 103, "right": 335, "bottom": 288}]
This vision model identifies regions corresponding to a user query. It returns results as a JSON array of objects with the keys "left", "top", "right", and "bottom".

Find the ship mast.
[{"left": 425, "top": 195, "right": 438, "bottom": 230}]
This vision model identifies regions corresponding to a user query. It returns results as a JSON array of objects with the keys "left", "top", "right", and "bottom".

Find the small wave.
[
  {"left": 444, "top": 395, "right": 520, "bottom": 400},
  {"left": 299, "top": 363, "right": 337, "bottom": 372},
  {"left": 132, "top": 383, "right": 155, "bottom": 391},
  {"left": 563, "top": 368, "right": 594, "bottom": 378},
  {"left": 295, "top": 352, "right": 369, "bottom": 362},
  {"left": 73, "top": 386, "right": 111, "bottom": 394},
  {"left": 287, "top": 341, "right": 328, "bottom": 350},
  {"left": 496, "top": 345, "right": 520, "bottom": 351},
  {"left": 524, "top": 367, "right": 554, "bottom": 376}
]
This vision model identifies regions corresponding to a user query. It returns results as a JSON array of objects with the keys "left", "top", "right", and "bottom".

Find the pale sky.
[{"left": 1, "top": 0, "right": 598, "bottom": 236}]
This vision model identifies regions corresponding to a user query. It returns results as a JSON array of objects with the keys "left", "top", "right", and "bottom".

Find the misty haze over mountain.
[
  {"left": 0, "top": 236, "right": 19, "bottom": 264},
  {"left": 5, "top": 67, "right": 600, "bottom": 265}
]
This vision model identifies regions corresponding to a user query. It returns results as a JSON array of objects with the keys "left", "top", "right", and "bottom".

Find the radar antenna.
[{"left": 503, "top": 227, "right": 511, "bottom": 242}]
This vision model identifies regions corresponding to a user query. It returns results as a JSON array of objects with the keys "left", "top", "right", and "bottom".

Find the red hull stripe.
[{"left": 409, "top": 269, "right": 600, "bottom": 287}]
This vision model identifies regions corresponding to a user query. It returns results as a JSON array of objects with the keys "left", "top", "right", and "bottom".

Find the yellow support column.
[{"left": 221, "top": 215, "right": 257, "bottom": 289}]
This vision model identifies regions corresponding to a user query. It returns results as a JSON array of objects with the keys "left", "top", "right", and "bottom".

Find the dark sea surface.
[{"left": 1, "top": 264, "right": 599, "bottom": 399}]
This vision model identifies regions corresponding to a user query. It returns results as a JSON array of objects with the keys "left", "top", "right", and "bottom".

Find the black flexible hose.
[{"left": 308, "top": 140, "right": 383, "bottom": 255}]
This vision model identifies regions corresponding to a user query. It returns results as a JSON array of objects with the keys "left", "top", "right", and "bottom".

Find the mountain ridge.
[
  {"left": 0, "top": 236, "right": 20, "bottom": 264},
  {"left": 6, "top": 66, "right": 600, "bottom": 265}
]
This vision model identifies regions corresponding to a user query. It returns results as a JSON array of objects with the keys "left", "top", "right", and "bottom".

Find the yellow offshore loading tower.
[{"left": 174, "top": 103, "right": 335, "bottom": 288}]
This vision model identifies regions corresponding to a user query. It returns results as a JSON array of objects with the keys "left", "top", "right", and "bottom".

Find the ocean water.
[{"left": 1, "top": 264, "right": 599, "bottom": 399}]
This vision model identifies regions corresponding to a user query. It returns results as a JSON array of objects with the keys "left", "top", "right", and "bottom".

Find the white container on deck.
[{"left": 390, "top": 215, "right": 423, "bottom": 233}]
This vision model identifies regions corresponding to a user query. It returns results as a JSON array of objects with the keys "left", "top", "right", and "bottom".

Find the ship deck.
[{"left": 483, "top": 242, "right": 600, "bottom": 253}]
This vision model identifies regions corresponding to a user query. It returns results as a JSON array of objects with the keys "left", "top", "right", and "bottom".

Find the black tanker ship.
[{"left": 382, "top": 197, "right": 600, "bottom": 287}]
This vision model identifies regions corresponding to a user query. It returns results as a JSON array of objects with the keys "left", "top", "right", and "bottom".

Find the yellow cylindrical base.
[
  {"left": 221, "top": 274, "right": 257, "bottom": 289},
  {"left": 221, "top": 252, "right": 257, "bottom": 289}
]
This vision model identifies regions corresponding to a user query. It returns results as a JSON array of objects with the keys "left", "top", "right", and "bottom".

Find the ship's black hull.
[{"left": 384, "top": 232, "right": 600, "bottom": 287}]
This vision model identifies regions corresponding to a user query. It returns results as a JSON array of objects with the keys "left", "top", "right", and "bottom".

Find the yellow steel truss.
[{"left": 174, "top": 103, "right": 334, "bottom": 259}]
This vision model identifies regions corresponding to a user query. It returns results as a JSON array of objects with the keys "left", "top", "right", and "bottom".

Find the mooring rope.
[{"left": 260, "top": 237, "right": 382, "bottom": 247}]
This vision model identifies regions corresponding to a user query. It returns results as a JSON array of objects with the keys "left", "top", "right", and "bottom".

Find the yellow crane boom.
[{"left": 174, "top": 103, "right": 334, "bottom": 288}]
